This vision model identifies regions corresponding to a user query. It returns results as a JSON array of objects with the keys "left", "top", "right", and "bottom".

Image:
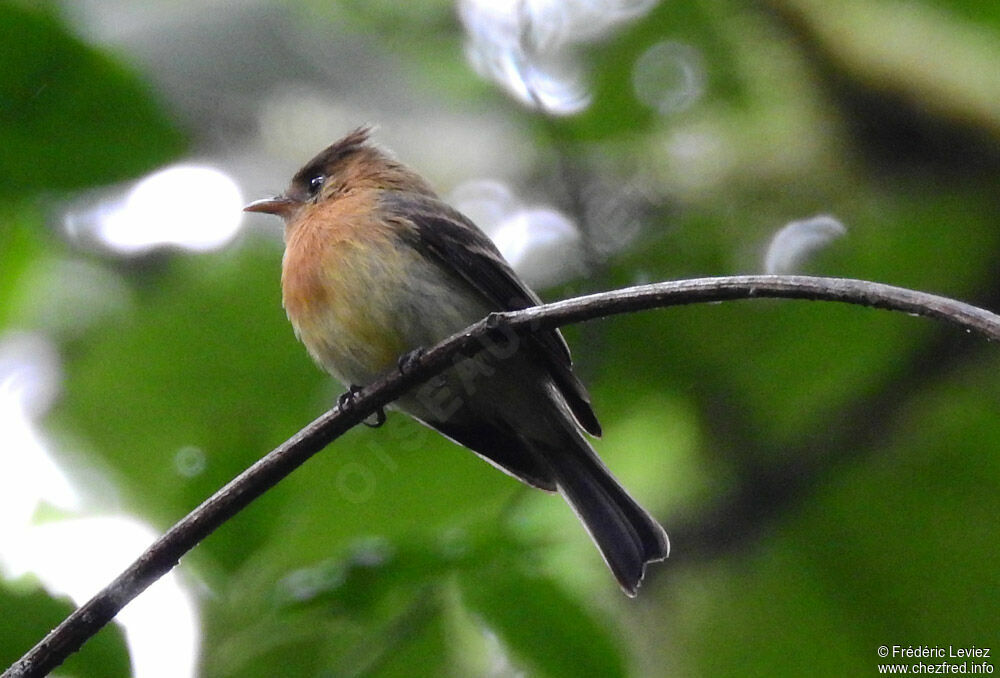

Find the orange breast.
[{"left": 281, "top": 195, "right": 410, "bottom": 384}]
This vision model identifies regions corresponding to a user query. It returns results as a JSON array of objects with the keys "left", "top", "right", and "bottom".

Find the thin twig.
[{"left": 5, "top": 275, "right": 999, "bottom": 678}]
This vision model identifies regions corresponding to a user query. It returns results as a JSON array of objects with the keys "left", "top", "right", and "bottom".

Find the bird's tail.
[{"left": 545, "top": 430, "right": 670, "bottom": 596}]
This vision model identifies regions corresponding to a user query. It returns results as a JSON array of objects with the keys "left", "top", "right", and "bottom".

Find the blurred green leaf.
[
  {"left": 459, "top": 565, "right": 627, "bottom": 678},
  {"left": 51, "top": 238, "right": 324, "bottom": 570},
  {"left": 772, "top": 0, "right": 1000, "bottom": 136},
  {"left": 205, "top": 533, "right": 519, "bottom": 677},
  {"left": 671, "top": 352, "right": 1000, "bottom": 676},
  {"left": 0, "top": 3, "right": 184, "bottom": 195},
  {"left": 0, "top": 210, "right": 52, "bottom": 329},
  {"left": 0, "top": 580, "right": 130, "bottom": 677}
]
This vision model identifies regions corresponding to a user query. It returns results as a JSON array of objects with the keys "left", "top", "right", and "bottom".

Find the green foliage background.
[{"left": 1, "top": 0, "right": 998, "bottom": 676}]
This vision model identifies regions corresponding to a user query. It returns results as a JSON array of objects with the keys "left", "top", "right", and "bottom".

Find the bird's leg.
[{"left": 337, "top": 384, "right": 386, "bottom": 428}]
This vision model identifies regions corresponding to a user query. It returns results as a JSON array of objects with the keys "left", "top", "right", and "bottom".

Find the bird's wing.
[{"left": 380, "top": 191, "right": 601, "bottom": 437}]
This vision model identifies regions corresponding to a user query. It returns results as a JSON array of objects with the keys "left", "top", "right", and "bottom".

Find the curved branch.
[{"left": 5, "top": 275, "right": 999, "bottom": 678}]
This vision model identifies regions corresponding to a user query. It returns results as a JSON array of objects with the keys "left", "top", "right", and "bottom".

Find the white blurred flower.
[
  {"left": 764, "top": 215, "right": 847, "bottom": 274},
  {"left": 451, "top": 179, "right": 583, "bottom": 288},
  {"left": 65, "top": 164, "right": 244, "bottom": 255},
  {"left": 459, "top": 0, "right": 658, "bottom": 114}
]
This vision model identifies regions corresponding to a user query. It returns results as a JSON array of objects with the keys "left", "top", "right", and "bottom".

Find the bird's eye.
[{"left": 307, "top": 174, "right": 325, "bottom": 196}]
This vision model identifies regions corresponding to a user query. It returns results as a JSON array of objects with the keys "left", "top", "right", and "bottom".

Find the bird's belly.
[{"left": 286, "top": 239, "right": 490, "bottom": 387}]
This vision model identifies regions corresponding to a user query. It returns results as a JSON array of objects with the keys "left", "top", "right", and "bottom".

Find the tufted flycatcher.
[{"left": 244, "top": 127, "right": 668, "bottom": 595}]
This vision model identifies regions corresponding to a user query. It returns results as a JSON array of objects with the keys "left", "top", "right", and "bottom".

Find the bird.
[{"left": 244, "top": 126, "right": 668, "bottom": 595}]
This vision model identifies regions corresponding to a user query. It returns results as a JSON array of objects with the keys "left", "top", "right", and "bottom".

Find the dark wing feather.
[{"left": 380, "top": 191, "right": 602, "bottom": 437}]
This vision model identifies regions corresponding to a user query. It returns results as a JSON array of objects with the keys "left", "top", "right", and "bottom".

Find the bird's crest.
[{"left": 292, "top": 125, "right": 375, "bottom": 187}]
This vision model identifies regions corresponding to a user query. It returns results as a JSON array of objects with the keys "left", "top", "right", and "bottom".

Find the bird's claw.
[
  {"left": 337, "top": 384, "right": 362, "bottom": 411},
  {"left": 364, "top": 408, "right": 387, "bottom": 428},
  {"left": 338, "top": 384, "right": 386, "bottom": 428},
  {"left": 397, "top": 347, "right": 426, "bottom": 374},
  {"left": 485, "top": 311, "right": 507, "bottom": 330}
]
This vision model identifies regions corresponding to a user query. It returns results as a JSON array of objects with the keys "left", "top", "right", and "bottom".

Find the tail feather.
[{"left": 546, "top": 434, "right": 670, "bottom": 596}]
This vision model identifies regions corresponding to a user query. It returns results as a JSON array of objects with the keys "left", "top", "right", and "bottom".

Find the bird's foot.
[
  {"left": 484, "top": 311, "right": 507, "bottom": 330},
  {"left": 397, "top": 347, "right": 426, "bottom": 375},
  {"left": 338, "top": 384, "right": 386, "bottom": 428}
]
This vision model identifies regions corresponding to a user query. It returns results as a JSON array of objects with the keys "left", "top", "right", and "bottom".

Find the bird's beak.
[{"left": 243, "top": 195, "right": 297, "bottom": 218}]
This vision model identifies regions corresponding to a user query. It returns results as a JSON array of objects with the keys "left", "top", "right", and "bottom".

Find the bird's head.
[{"left": 243, "top": 126, "right": 433, "bottom": 221}]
